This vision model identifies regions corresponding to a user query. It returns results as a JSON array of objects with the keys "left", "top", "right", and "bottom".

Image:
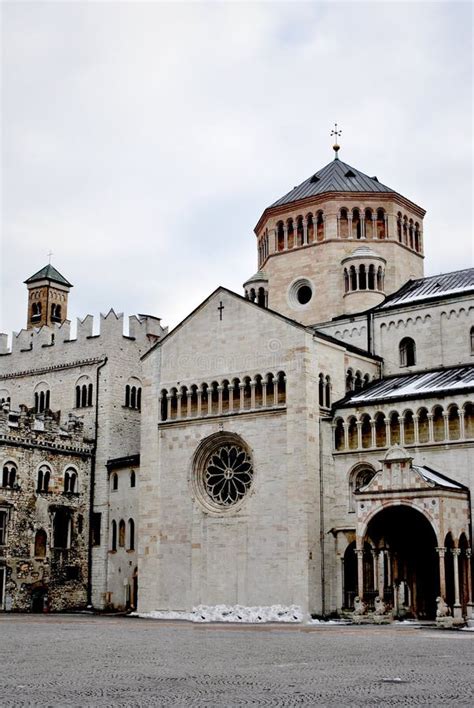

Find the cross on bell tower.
[{"left": 331, "top": 122, "right": 342, "bottom": 160}]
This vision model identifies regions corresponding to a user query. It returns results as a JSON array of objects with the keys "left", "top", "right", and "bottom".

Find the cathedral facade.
[{"left": 1, "top": 148, "right": 473, "bottom": 623}]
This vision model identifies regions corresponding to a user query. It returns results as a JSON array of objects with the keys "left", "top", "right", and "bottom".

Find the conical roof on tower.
[{"left": 24, "top": 264, "right": 73, "bottom": 288}]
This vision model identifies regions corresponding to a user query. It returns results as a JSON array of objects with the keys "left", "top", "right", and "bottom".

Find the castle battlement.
[{"left": 0, "top": 310, "right": 167, "bottom": 363}]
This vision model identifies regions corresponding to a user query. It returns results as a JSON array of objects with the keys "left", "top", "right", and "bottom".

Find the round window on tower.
[{"left": 288, "top": 278, "right": 315, "bottom": 310}]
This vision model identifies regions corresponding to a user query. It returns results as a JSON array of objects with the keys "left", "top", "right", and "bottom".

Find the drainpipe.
[
  {"left": 318, "top": 416, "right": 326, "bottom": 616},
  {"left": 87, "top": 356, "right": 108, "bottom": 607}
]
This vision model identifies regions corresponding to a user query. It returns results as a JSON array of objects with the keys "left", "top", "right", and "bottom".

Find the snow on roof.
[
  {"left": 376, "top": 268, "right": 474, "bottom": 310},
  {"left": 412, "top": 465, "right": 464, "bottom": 490},
  {"left": 340, "top": 365, "right": 474, "bottom": 405}
]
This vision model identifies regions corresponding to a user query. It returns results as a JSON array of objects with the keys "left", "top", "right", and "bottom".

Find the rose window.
[{"left": 204, "top": 444, "right": 253, "bottom": 507}]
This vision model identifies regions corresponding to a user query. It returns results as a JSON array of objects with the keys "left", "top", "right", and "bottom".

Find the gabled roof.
[
  {"left": 412, "top": 465, "right": 466, "bottom": 491},
  {"left": 24, "top": 264, "right": 73, "bottom": 288},
  {"left": 141, "top": 286, "right": 382, "bottom": 362},
  {"left": 375, "top": 268, "right": 474, "bottom": 311},
  {"left": 270, "top": 158, "right": 394, "bottom": 208},
  {"left": 335, "top": 365, "right": 474, "bottom": 408}
]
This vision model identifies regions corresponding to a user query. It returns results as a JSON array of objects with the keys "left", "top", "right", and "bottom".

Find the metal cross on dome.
[
  {"left": 47, "top": 250, "right": 53, "bottom": 264},
  {"left": 330, "top": 123, "right": 342, "bottom": 159}
]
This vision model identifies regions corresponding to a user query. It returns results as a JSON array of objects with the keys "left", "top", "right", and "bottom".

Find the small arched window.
[
  {"left": 35, "top": 529, "right": 47, "bottom": 558},
  {"left": 128, "top": 518, "right": 135, "bottom": 551},
  {"left": 111, "top": 520, "right": 117, "bottom": 552},
  {"left": 160, "top": 389, "right": 168, "bottom": 421},
  {"left": 130, "top": 470, "right": 136, "bottom": 488},
  {"left": 399, "top": 337, "right": 416, "bottom": 367},
  {"left": 118, "top": 519, "right": 126, "bottom": 547},
  {"left": 325, "top": 376, "right": 331, "bottom": 408},
  {"left": 37, "top": 465, "right": 50, "bottom": 493},
  {"left": 130, "top": 386, "right": 137, "bottom": 409},
  {"left": 2, "top": 462, "right": 17, "bottom": 488},
  {"left": 64, "top": 469, "right": 77, "bottom": 494},
  {"left": 137, "top": 388, "right": 142, "bottom": 411},
  {"left": 318, "top": 373, "right": 324, "bottom": 406},
  {"left": 111, "top": 473, "right": 118, "bottom": 491},
  {"left": 125, "top": 385, "right": 130, "bottom": 407},
  {"left": 470, "top": 326, "right": 474, "bottom": 355}
]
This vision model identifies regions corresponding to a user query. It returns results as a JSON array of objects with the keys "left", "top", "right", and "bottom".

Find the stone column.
[
  {"left": 372, "top": 550, "right": 379, "bottom": 591},
  {"left": 240, "top": 383, "right": 245, "bottom": 410},
  {"left": 385, "top": 419, "right": 391, "bottom": 447},
  {"left": 378, "top": 550, "right": 385, "bottom": 598},
  {"left": 356, "top": 421, "right": 362, "bottom": 450},
  {"left": 283, "top": 224, "right": 288, "bottom": 250},
  {"left": 452, "top": 548, "right": 462, "bottom": 618},
  {"left": 428, "top": 414, "right": 434, "bottom": 443},
  {"left": 384, "top": 215, "right": 389, "bottom": 239},
  {"left": 443, "top": 413, "right": 449, "bottom": 442},
  {"left": 197, "top": 389, "right": 202, "bottom": 417},
  {"left": 360, "top": 215, "right": 366, "bottom": 239},
  {"left": 208, "top": 390, "right": 213, "bottom": 416},
  {"left": 250, "top": 381, "right": 256, "bottom": 409},
  {"left": 348, "top": 216, "right": 353, "bottom": 239},
  {"left": 187, "top": 391, "right": 192, "bottom": 417},
  {"left": 336, "top": 216, "right": 340, "bottom": 239},
  {"left": 399, "top": 416, "right": 405, "bottom": 446},
  {"left": 273, "top": 381, "right": 279, "bottom": 407},
  {"left": 355, "top": 548, "right": 365, "bottom": 599},
  {"left": 343, "top": 422, "right": 349, "bottom": 450},
  {"left": 370, "top": 420, "right": 376, "bottom": 449},
  {"left": 166, "top": 394, "right": 172, "bottom": 420},
  {"left": 436, "top": 547, "right": 446, "bottom": 599},
  {"left": 303, "top": 217, "right": 308, "bottom": 245},
  {"left": 176, "top": 393, "right": 182, "bottom": 419},
  {"left": 262, "top": 381, "right": 267, "bottom": 407},
  {"left": 372, "top": 215, "right": 377, "bottom": 239},
  {"left": 217, "top": 385, "right": 224, "bottom": 415},
  {"left": 466, "top": 549, "right": 473, "bottom": 618},
  {"left": 459, "top": 409, "right": 465, "bottom": 439},
  {"left": 228, "top": 383, "right": 234, "bottom": 412},
  {"left": 413, "top": 414, "right": 419, "bottom": 444}
]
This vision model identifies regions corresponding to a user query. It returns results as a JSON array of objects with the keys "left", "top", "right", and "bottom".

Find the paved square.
[{"left": 0, "top": 615, "right": 473, "bottom": 706}]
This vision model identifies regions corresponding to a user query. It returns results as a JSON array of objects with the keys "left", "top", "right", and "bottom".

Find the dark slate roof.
[
  {"left": 336, "top": 365, "right": 474, "bottom": 408},
  {"left": 270, "top": 158, "right": 394, "bottom": 208},
  {"left": 376, "top": 268, "right": 474, "bottom": 310},
  {"left": 24, "top": 264, "right": 73, "bottom": 287}
]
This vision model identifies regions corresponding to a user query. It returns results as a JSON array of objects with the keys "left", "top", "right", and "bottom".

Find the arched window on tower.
[
  {"left": 350, "top": 266, "right": 357, "bottom": 291},
  {"left": 409, "top": 219, "right": 414, "bottom": 249},
  {"left": 51, "top": 304, "right": 62, "bottom": 322},
  {"left": 277, "top": 221, "right": 285, "bottom": 251},
  {"left": 377, "top": 209, "right": 386, "bottom": 239},
  {"left": 352, "top": 209, "right": 361, "bottom": 239},
  {"left": 399, "top": 337, "right": 416, "bottom": 367},
  {"left": 403, "top": 216, "right": 408, "bottom": 244},
  {"left": 296, "top": 216, "right": 304, "bottom": 246},
  {"left": 318, "top": 374, "right": 324, "bottom": 406},
  {"left": 2, "top": 462, "right": 17, "bottom": 488},
  {"left": 364, "top": 208, "right": 373, "bottom": 239},
  {"left": 339, "top": 208, "right": 349, "bottom": 238},
  {"left": 344, "top": 268, "right": 349, "bottom": 293},
  {"left": 307, "top": 213, "right": 314, "bottom": 243},
  {"left": 470, "top": 326, "right": 474, "bottom": 355},
  {"left": 316, "top": 211, "right": 324, "bottom": 241},
  {"left": 368, "top": 264, "right": 375, "bottom": 290},
  {"left": 31, "top": 302, "right": 42, "bottom": 322},
  {"left": 287, "top": 219, "right": 294, "bottom": 249},
  {"left": 359, "top": 264, "right": 367, "bottom": 290},
  {"left": 397, "top": 212, "right": 402, "bottom": 242},
  {"left": 325, "top": 376, "right": 331, "bottom": 408},
  {"left": 414, "top": 222, "right": 421, "bottom": 252},
  {"left": 377, "top": 266, "right": 384, "bottom": 291},
  {"left": 257, "top": 287, "right": 266, "bottom": 308}
]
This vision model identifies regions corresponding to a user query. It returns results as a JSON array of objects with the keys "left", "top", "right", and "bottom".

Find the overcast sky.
[{"left": 1, "top": 1, "right": 472, "bottom": 338}]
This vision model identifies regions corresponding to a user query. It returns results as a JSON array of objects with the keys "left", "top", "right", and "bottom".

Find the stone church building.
[{"left": 1, "top": 146, "right": 473, "bottom": 622}]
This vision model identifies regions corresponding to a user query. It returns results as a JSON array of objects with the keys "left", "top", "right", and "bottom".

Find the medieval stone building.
[
  {"left": 1, "top": 146, "right": 473, "bottom": 623},
  {"left": 139, "top": 146, "right": 474, "bottom": 624}
]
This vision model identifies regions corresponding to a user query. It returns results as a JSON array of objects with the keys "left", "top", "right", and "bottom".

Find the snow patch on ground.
[{"left": 136, "top": 604, "right": 306, "bottom": 623}]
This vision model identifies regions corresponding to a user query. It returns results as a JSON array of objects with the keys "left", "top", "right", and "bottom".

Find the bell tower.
[
  {"left": 246, "top": 136, "right": 426, "bottom": 325},
  {"left": 24, "top": 264, "right": 73, "bottom": 329}
]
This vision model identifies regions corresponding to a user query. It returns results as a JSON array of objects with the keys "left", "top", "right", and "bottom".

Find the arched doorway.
[{"left": 363, "top": 505, "right": 439, "bottom": 619}]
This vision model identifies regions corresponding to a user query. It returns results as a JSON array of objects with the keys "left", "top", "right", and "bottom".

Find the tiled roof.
[
  {"left": 337, "top": 365, "right": 474, "bottom": 407},
  {"left": 270, "top": 158, "right": 394, "bottom": 208},
  {"left": 24, "top": 264, "right": 73, "bottom": 287},
  {"left": 376, "top": 268, "right": 474, "bottom": 310}
]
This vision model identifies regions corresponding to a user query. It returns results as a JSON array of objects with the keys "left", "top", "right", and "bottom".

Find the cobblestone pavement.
[{"left": 0, "top": 615, "right": 473, "bottom": 707}]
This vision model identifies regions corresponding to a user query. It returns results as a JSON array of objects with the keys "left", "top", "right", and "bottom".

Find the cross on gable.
[{"left": 217, "top": 301, "right": 224, "bottom": 321}]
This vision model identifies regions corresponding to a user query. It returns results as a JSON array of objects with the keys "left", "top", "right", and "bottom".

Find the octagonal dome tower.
[{"left": 247, "top": 148, "right": 426, "bottom": 325}]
